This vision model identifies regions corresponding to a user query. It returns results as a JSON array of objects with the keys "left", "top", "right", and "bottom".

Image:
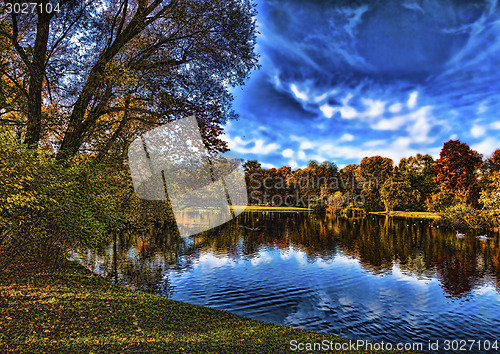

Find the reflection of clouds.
[
  {"left": 472, "top": 283, "right": 500, "bottom": 298},
  {"left": 250, "top": 248, "right": 274, "bottom": 266},
  {"left": 279, "top": 246, "right": 307, "bottom": 266},
  {"left": 339, "top": 296, "right": 354, "bottom": 306},
  {"left": 326, "top": 252, "right": 360, "bottom": 268},
  {"left": 194, "top": 252, "right": 236, "bottom": 269},
  {"left": 366, "top": 301, "right": 384, "bottom": 320},
  {"left": 391, "top": 263, "right": 437, "bottom": 288}
]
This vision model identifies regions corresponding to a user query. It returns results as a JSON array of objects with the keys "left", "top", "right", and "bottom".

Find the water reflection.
[{"left": 72, "top": 212, "right": 500, "bottom": 348}]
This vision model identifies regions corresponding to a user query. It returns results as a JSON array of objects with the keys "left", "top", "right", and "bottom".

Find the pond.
[{"left": 72, "top": 211, "right": 500, "bottom": 352}]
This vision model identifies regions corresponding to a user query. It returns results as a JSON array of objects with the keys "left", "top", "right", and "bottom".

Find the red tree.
[{"left": 434, "top": 140, "right": 483, "bottom": 206}]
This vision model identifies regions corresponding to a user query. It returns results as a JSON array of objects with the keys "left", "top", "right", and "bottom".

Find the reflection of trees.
[
  {"left": 435, "top": 255, "right": 480, "bottom": 297},
  {"left": 76, "top": 211, "right": 500, "bottom": 299}
]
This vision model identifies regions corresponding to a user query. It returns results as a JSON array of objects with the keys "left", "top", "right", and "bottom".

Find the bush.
[
  {"left": 438, "top": 203, "right": 491, "bottom": 230},
  {"left": 0, "top": 131, "right": 125, "bottom": 271}
]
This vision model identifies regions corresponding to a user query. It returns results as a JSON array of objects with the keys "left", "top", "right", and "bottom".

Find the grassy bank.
[
  {"left": 0, "top": 261, "right": 419, "bottom": 353},
  {"left": 235, "top": 205, "right": 310, "bottom": 212},
  {"left": 369, "top": 211, "right": 441, "bottom": 219}
]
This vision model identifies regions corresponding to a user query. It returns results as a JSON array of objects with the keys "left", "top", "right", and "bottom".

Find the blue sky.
[{"left": 222, "top": 0, "right": 500, "bottom": 169}]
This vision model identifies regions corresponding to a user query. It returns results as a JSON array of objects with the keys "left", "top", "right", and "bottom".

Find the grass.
[
  {"left": 369, "top": 211, "right": 441, "bottom": 219},
  {"left": 0, "top": 260, "right": 420, "bottom": 353}
]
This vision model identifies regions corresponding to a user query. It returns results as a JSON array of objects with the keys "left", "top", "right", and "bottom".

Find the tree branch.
[{"left": 10, "top": 13, "right": 32, "bottom": 69}]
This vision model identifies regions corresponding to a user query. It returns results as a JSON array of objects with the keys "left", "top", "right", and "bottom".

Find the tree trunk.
[{"left": 24, "top": 4, "right": 51, "bottom": 148}]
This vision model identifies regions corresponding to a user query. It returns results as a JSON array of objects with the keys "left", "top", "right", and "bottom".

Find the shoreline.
[
  {"left": 368, "top": 211, "right": 441, "bottom": 219},
  {"left": 1, "top": 260, "right": 419, "bottom": 353}
]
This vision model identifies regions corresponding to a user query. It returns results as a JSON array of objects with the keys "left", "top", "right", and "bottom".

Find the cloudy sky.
[{"left": 222, "top": 0, "right": 500, "bottom": 169}]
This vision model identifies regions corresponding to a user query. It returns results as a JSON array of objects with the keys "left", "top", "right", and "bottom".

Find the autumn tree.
[
  {"left": 359, "top": 156, "right": 394, "bottom": 211},
  {"left": 380, "top": 177, "right": 420, "bottom": 213},
  {"left": 479, "top": 170, "right": 500, "bottom": 229},
  {"left": 434, "top": 140, "right": 483, "bottom": 207},
  {"left": 394, "top": 154, "right": 437, "bottom": 210},
  {"left": 487, "top": 149, "right": 500, "bottom": 172},
  {"left": 243, "top": 160, "right": 263, "bottom": 204},
  {"left": 0, "top": 0, "right": 260, "bottom": 161},
  {"left": 338, "top": 164, "right": 359, "bottom": 195}
]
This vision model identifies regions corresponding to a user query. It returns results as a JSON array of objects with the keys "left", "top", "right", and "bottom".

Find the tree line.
[{"left": 243, "top": 140, "right": 500, "bottom": 230}]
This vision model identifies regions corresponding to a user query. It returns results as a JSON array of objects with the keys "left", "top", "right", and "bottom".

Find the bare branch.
[{"left": 10, "top": 13, "right": 31, "bottom": 69}]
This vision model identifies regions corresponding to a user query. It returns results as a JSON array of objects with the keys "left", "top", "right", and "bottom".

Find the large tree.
[
  {"left": 0, "top": 0, "right": 259, "bottom": 160},
  {"left": 358, "top": 156, "right": 394, "bottom": 211},
  {"left": 394, "top": 153, "right": 437, "bottom": 210},
  {"left": 434, "top": 140, "right": 483, "bottom": 206}
]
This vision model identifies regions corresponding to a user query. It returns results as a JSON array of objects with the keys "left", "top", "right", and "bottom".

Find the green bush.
[{"left": 0, "top": 131, "right": 125, "bottom": 270}]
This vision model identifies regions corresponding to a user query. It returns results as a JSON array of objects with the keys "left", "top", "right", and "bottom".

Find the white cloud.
[
  {"left": 282, "top": 148, "right": 294, "bottom": 158},
  {"left": 339, "top": 133, "right": 354, "bottom": 142},
  {"left": 394, "top": 137, "right": 412, "bottom": 149},
  {"left": 477, "top": 102, "right": 488, "bottom": 114},
  {"left": 225, "top": 135, "right": 280, "bottom": 155},
  {"left": 319, "top": 104, "right": 336, "bottom": 118},
  {"left": 340, "top": 106, "right": 358, "bottom": 119},
  {"left": 273, "top": 74, "right": 281, "bottom": 87},
  {"left": 260, "top": 162, "right": 276, "bottom": 169},
  {"left": 298, "top": 150, "right": 306, "bottom": 160},
  {"left": 288, "top": 160, "right": 299, "bottom": 169},
  {"left": 320, "top": 95, "right": 388, "bottom": 120},
  {"left": 407, "top": 91, "right": 418, "bottom": 109},
  {"left": 406, "top": 106, "right": 436, "bottom": 143},
  {"left": 290, "top": 135, "right": 314, "bottom": 150},
  {"left": 319, "top": 103, "right": 359, "bottom": 120},
  {"left": 313, "top": 89, "right": 337, "bottom": 103},
  {"left": 361, "top": 98, "right": 386, "bottom": 117},
  {"left": 290, "top": 83, "right": 308, "bottom": 101},
  {"left": 388, "top": 102, "right": 403, "bottom": 113},
  {"left": 490, "top": 121, "right": 500, "bottom": 130},
  {"left": 371, "top": 116, "right": 406, "bottom": 131},
  {"left": 471, "top": 137, "right": 500, "bottom": 156},
  {"left": 470, "top": 124, "right": 486, "bottom": 138},
  {"left": 342, "top": 93, "right": 354, "bottom": 105}
]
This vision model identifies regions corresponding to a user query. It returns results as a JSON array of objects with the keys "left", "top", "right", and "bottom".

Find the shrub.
[
  {"left": 438, "top": 203, "right": 491, "bottom": 230},
  {"left": 0, "top": 131, "right": 124, "bottom": 271}
]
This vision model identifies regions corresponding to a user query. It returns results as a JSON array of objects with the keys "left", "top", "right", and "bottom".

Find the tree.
[
  {"left": 243, "top": 160, "right": 263, "bottom": 204},
  {"left": 479, "top": 170, "right": 500, "bottom": 230},
  {"left": 434, "top": 140, "right": 483, "bottom": 207},
  {"left": 338, "top": 164, "right": 359, "bottom": 195},
  {"left": 359, "top": 156, "right": 394, "bottom": 211},
  {"left": 307, "top": 160, "right": 319, "bottom": 169},
  {"left": 487, "top": 150, "right": 500, "bottom": 172},
  {"left": 395, "top": 154, "right": 437, "bottom": 210},
  {"left": 380, "top": 177, "right": 420, "bottom": 212},
  {"left": 0, "top": 0, "right": 260, "bottom": 160}
]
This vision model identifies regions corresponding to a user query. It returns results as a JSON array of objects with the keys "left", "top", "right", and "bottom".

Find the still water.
[{"left": 73, "top": 211, "right": 500, "bottom": 350}]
